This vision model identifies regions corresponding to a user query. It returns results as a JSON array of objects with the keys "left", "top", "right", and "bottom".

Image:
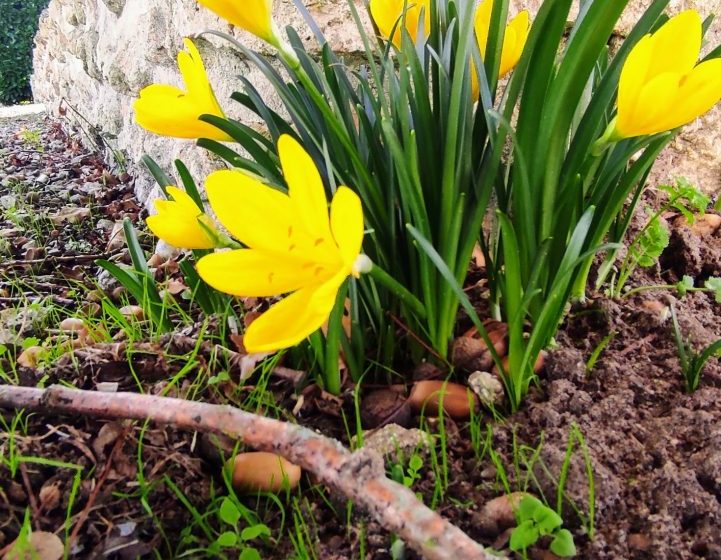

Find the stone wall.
[
  {"left": 32, "top": 0, "right": 721, "bottom": 206},
  {"left": 32, "top": 0, "right": 369, "bottom": 204}
]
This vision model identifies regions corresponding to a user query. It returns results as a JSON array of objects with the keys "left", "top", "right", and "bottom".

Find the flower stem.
[{"left": 369, "top": 264, "right": 427, "bottom": 320}]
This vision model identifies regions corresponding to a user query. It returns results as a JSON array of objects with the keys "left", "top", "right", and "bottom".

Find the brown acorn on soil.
[
  {"left": 226, "top": 452, "right": 301, "bottom": 494},
  {"left": 451, "top": 325, "right": 508, "bottom": 372},
  {"left": 492, "top": 351, "right": 546, "bottom": 377},
  {"left": 674, "top": 213, "right": 721, "bottom": 236},
  {"left": 473, "top": 491, "right": 529, "bottom": 537},
  {"left": 412, "top": 361, "right": 446, "bottom": 381},
  {"left": 3, "top": 531, "right": 64, "bottom": 560},
  {"left": 407, "top": 380, "right": 478, "bottom": 419},
  {"left": 119, "top": 305, "right": 145, "bottom": 321},
  {"left": 59, "top": 317, "right": 86, "bottom": 333}
]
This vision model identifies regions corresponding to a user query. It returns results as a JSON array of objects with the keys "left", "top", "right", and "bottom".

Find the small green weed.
[
  {"left": 585, "top": 331, "right": 617, "bottom": 375},
  {"left": 670, "top": 302, "right": 721, "bottom": 393},
  {"left": 18, "top": 128, "right": 44, "bottom": 152},
  {"left": 622, "top": 274, "right": 721, "bottom": 301},
  {"left": 510, "top": 495, "right": 576, "bottom": 558}
]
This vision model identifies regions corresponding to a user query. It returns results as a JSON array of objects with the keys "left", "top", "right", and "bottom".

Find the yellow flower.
[
  {"left": 471, "top": 2, "right": 529, "bottom": 97},
  {"left": 196, "top": 135, "right": 367, "bottom": 353},
  {"left": 369, "top": 0, "right": 431, "bottom": 47},
  {"left": 197, "top": 0, "right": 275, "bottom": 43},
  {"left": 133, "top": 39, "right": 231, "bottom": 141},
  {"left": 146, "top": 186, "right": 219, "bottom": 250},
  {"left": 615, "top": 10, "right": 721, "bottom": 138}
]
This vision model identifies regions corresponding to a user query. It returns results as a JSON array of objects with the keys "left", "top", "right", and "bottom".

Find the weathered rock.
[{"left": 355, "top": 423, "right": 433, "bottom": 463}]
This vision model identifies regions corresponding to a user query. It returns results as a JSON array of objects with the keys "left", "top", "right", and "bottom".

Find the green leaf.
[
  {"left": 516, "top": 495, "right": 544, "bottom": 521},
  {"left": 390, "top": 463, "right": 404, "bottom": 484},
  {"left": 141, "top": 155, "right": 172, "bottom": 197},
  {"left": 631, "top": 215, "right": 669, "bottom": 268},
  {"left": 509, "top": 519, "right": 540, "bottom": 551},
  {"left": 238, "top": 548, "right": 262, "bottom": 560},
  {"left": 215, "top": 531, "right": 238, "bottom": 548},
  {"left": 659, "top": 178, "right": 710, "bottom": 217},
  {"left": 408, "top": 454, "right": 423, "bottom": 472},
  {"left": 175, "top": 159, "right": 204, "bottom": 210},
  {"left": 677, "top": 275, "right": 695, "bottom": 297},
  {"left": 21, "top": 337, "right": 41, "bottom": 350},
  {"left": 533, "top": 505, "right": 563, "bottom": 535},
  {"left": 550, "top": 529, "right": 577, "bottom": 557},
  {"left": 704, "top": 277, "right": 721, "bottom": 303},
  {"left": 123, "top": 219, "right": 150, "bottom": 276},
  {"left": 219, "top": 497, "right": 241, "bottom": 526},
  {"left": 240, "top": 524, "right": 271, "bottom": 541}
]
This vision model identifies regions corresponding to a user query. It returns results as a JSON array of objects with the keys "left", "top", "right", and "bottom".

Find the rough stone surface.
[
  {"left": 32, "top": 0, "right": 721, "bottom": 208},
  {"left": 32, "top": 0, "right": 369, "bottom": 206}
]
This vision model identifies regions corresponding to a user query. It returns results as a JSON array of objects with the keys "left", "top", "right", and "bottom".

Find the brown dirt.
[{"left": 2, "top": 116, "right": 721, "bottom": 559}]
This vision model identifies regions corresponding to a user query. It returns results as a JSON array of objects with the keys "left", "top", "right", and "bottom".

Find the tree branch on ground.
[{"left": 0, "top": 385, "right": 493, "bottom": 560}]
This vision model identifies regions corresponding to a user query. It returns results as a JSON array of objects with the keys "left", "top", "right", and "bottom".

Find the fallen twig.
[
  {"left": 0, "top": 295, "right": 75, "bottom": 306},
  {"left": 0, "top": 253, "right": 110, "bottom": 269},
  {"left": 0, "top": 385, "right": 492, "bottom": 560}
]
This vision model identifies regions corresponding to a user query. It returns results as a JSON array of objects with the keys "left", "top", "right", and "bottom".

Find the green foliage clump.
[{"left": 0, "top": 0, "right": 50, "bottom": 105}]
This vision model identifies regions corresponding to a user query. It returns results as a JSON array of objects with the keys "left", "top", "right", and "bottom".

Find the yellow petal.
[
  {"left": 146, "top": 206, "right": 216, "bottom": 250},
  {"left": 133, "top": 40, "right": 231, "bottom": 141},
  {"left": 370, "top": 0, "right": 430, "bottom": 46},
  {"left": 197, "top": 0, "right": 275, "bottom": 42},
  {"left": 133, "top": 85, "right": 231, "bottom": 141},
  {"left": 278, "top": 135, "right": 334, "bottom": 247},
  {"left": 178, "top": 39, "right": 208, "bottom": 100},
  {"left": 472, "top": 3, "right": 529, "bottom": 95},
  {"left": 196, "top": 249, "right": 336, "bottom": 297},
  {"left": 616, "top": 72, "right": 680, "bottom": 137},
  {"left": 646, "top": 10, "right": 702, "bottom": 79},
  {"left": 205, "top": 169, "right": 296, "bottom": 252},
  {"left": 499, "top": 11, "right": 529, "bottom": 77},
  {"left": 167, "top": 186, "right": 202, "bottom": 214},
  {"left": 330, "top": 187, "right": 364, "bottom": 272},
  {"left": 618, "top": 34, "right": 653, "bottom": 126},
  {"left": 243, "top": 271, "right": 347, "bottom": 353},
  {"left": 370, "top": 0, "right": 401, "bottom": 42},
  {"left": 659, "top": 58, "right": 721, "bottom": 132},
  {"left": 474, "top": 0, "right": 492, "bottom": 55}
]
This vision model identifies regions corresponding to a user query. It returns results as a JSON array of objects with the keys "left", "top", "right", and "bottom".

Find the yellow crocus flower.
[
  {"left": 197, "top": 0, "right": 275, "bottom": 43},
  {"left": 133, "top": 39, "right": 232, "bottom": 141},
  {"left": 471, "top": 1, "right": 529, "bottom": 97},
  {"left": 369, "top": 0, "right": 432, "bottom": 47},
  {"left": 614, "top": 10, "right": 721, "bottom": 138},
  {"left": 196, "top": 135, "right": 367, "bottom": 353},
  {"left": 146, "top": 186, "right": 219, "bottom": 250}
]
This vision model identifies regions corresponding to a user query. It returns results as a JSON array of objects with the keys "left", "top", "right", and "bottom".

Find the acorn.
[
  {"left": 451, "top": 327, "right": 508, "bottom": 372},
  {"left": 675, "top": 213, "right": 721, "bottom": 236},
  {"left": 226, "top": 452, "right": 301, "bottom": 494},
  {"left": 492, "top": 351, "right": 546, "bottom": 377},
  {"left": 59, "top": 317, "right": 86, "bottom": 333},
  {"left": 119, "top": 305, "right": 145, "bottom": 321},
  {"left": 473, "top": 491, "right": 529, "bottom": 537},
  {"left": 408, "top": 380, "right": 478, "bottom": 420}
]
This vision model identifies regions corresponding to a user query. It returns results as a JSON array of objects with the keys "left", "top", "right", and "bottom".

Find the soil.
[{"left": 1, "top": 114, "right": 721, "bottom": 559}]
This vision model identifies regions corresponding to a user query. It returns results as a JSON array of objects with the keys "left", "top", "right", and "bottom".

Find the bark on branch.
[{"left": 0, "top": 385, "right": 493, "bottom": 560}]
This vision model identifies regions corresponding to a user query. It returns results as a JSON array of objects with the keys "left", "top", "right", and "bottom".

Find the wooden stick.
[
  {"left": 0, "top": 385, "right": 492, "bottom": 560},
  {"left": 0, "top": 253, "right": 109, "bottom": 269}
]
